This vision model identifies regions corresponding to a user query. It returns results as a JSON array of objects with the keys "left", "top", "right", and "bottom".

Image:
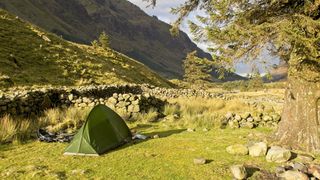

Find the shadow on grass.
[
  {"left": 143, "top": 129, "right": 187, "bottom": 138},
  {"left": 246, "top": 165, "right": 260, "bottom": 178},
  {"left": 289, "top": 151, "right": 298, "bottom": 161},
  {"left": 106, "top": 128, "right": 186, "bottom": 155},
  {"left": 0, "top": 144, "right": 14, "bottom": 152}
]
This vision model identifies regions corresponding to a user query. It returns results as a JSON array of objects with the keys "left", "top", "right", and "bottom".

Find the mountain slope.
[
  {"left": 0, "top": 9, "right": 172, "bottom": 87},
  {"left": 265, "top": 62, "right": 288, "bottom": 82},
  {"left": 0, "top": 0, "right": 244, "bottom": 81}
]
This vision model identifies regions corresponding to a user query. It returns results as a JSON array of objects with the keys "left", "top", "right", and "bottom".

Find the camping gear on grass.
[
  {"left": 37, "top": 129, "right": 74, "bottom": 143},
  {"left": 64, "top": 105, "right": 132, "bottom": 156},
  {"left": 132, "top": 134, "right": 148, "bottom": 140}
]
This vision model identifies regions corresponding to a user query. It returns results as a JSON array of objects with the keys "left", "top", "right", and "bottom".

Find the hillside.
[
  {"left": 0, "top": 0, "right": 244, "bottom": 81},
  {"left": 0, "top": 9, "right": 172, "bottom": 88}
]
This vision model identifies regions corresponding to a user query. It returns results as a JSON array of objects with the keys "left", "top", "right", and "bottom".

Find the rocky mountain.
[
  {"left": 263, "top": 61, "right": 288, "bottom": 82},
  {"left": 0, "top": 0, "right": 244, "bottom": 81},
  {"left": 269, "top": 62, "right": 288, "bottom": 82},
  {"left": 0, "top": 9, "right": 172, "bottom": 87}
]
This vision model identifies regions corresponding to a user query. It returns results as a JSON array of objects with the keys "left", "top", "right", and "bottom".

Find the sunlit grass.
[
  {"left": 0, "top": 125, "right": 277, "bottom": 179},
  {"left": 162, "top": 97, "right": 255, "bottom": 129}
]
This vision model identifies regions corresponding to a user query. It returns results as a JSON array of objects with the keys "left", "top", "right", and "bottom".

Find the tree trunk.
[{"left": 275, "top": 76, "right": 320, "bottom": 152}]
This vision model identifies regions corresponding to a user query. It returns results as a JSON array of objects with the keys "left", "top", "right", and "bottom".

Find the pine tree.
[
  {"left": 183, "top": 51, "right": 212, "bottom": 83},
  {"left": 147, "top": 0, "right": 320, "bottom": 152},
  {"left": 98, "top": 31, "right": 110, "bottom": 49}
]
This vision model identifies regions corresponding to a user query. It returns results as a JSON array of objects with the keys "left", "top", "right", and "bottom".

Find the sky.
[{"left": 127, "top": 0, "right": 278, "bottom": 76}]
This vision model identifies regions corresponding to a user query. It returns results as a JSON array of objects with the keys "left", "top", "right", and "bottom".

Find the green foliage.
[
  {"left": 0, "top": 73, "right": 14, "bottom": 88},
  {"left": 91, "top": 40, "right": 99, "bottom": 49},
  {"left": 98, "top": 31, "right": 110, "bottom": 49},
  {"left": 164, "top": 0, "right": 320, "bottom": 81},
  {"left": 183, "top": 51, "right": 212, "bottom": 83}
]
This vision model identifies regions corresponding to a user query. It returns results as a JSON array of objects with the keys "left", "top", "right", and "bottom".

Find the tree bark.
[{"left": 275, "top": 76, "right": 320, "bottom": 152}]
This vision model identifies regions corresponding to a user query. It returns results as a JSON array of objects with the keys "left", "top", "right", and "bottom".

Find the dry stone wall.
[
  {"left": 0, "top": 84, "right": 165, "bottom": 118},
  {"left": 0, "top": 84, "right": 230, "bottom": 118},
  {"left": 0, "top": 84, "right": 280, "bottom": 120},
  {"left": 223, "top": 111, "right": 281, "bottom": 129},
  {"left": 146, "top": 86, "right": 225, "bottom": 99}
]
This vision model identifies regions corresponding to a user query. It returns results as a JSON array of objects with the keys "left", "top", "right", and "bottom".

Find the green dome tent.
[{"left": 64, "top": 105, "right": 132, "bottom": 156}]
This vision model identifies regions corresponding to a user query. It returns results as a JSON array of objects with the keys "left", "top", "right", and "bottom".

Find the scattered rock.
[
  {"left": 187, "top": 128, "right": 195, "bottom": 132},
  {"left": 153, "top": 134, "right": 160, "bottom": 139},
  {"left": 193, "top": 158, "right": 207, "bottom": 165},
  {"left": 226, "top": 144, "right": 249, "bottom": 155},
  {"left": 68, "top": 94, "right": 74, "bottom": 101},
  {"left": 230, "top": 165, "right": 247, "bottom": 180},
  {"left": 275, "top": 166, "right": 286, "bottom": 175},
  {"left": 308, "top": 164, "right": 320, "bottom": 179},
  {"left": 266, "top": 146, "right": 291, "bottom": 163},
  {"left": 41, "top": 35, "right": 51, "bottom": 42},
  {"left": 296, "top": 154, "right": 314, "bottom": 163},
  {"left": 202, "top": 128, "right": 209, "bottom": 132},
  {"left": 278, "top": 170, "right": 308, "bottom": 180},
  {"left": 144, "top": 153, "right": 157, "bottom": 158},
  {"left": 248, "top": 142, "right": 268, "bottom": 157},
  {"left": 225, "top": 112, "right": 233, "bottom": 119},
  {"left": 71, "top": 169, "right": 89, "bottom": 175},
  {"left": 292, "top": 162, "right": 307, "bottom": 173},
  {"left": 250, "top": 170, "right": 277, "bottom": 180}
]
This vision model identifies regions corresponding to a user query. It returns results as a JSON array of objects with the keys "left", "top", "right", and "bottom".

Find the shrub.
[
  {"left": 98, "top": 31, "right": 110, "bottom": 49},
  {"left": 0, "top": 74, "right": 14, "bottom": 88}
]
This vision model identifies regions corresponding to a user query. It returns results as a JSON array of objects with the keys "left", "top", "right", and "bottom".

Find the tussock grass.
[
  {"left": 41, "top": 107, "right": 90, "bottom": 133},
  {"left": 139, "top": 108, "right": 159, "bottom": 122},
  {"left": 163, "top": 103, "right": 180, "bottom": 116},
  {"left": 164, "top": 97, "right": 253, "bottom": 128},
  {"left": 0, "top": 107, "right": 91, "bottom": 144},
  {"left": 0, "top": 115, "right": 33, "bottom": 144}
]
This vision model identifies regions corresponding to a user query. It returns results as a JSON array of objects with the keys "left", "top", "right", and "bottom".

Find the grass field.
[
  {"left": 0, "top": 124, "right": 277, "bottom": 179},
  {"left": 0, "top": 90, "right": 288, "bottom": 179}
]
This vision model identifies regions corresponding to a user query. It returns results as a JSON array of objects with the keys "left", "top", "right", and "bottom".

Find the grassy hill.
[
  {"left": 0, "top": 0, "right": 244, "bottom": 81},
  {"left": 0, "top": 9, "right": 172, "bottom": 88}
]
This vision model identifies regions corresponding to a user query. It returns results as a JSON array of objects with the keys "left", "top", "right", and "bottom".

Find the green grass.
[
  {"left": 0, "top": 9, "right": 172, "bottom": 88},
  {"left": 0, "top": 125, "right": 278, "bottom": 179}
]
